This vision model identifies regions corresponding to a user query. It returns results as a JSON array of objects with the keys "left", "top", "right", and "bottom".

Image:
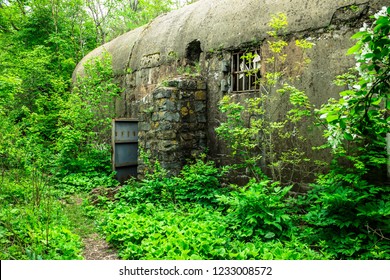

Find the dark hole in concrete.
[{"left": 186, "top": 40, "right": 202, "bottom": 65}]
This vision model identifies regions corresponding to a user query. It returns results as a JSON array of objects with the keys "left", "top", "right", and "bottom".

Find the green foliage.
[
  {"left": 52, "top": 52, "right": 121, "bottom": 191},
  {"left": 214, "top": 9, "right": 389, "bottom": 261},
  {"left": 1, "top": 1, "right": 388, "bottom": 261},
  {"left": 267, "top": 12, "right": 288, "bottom": 35},
  {"left": 118, "top": 153, "right": 226, "bottom": 207},
  {"left": 103, "top": 204, "right": 229, "bottom": 260},
  {"left": 301, "top": 171, "right": 390, "bottom": 259},
  {"left": 174, "top": 156, "right": 226, "bottom": 206},
  {"left": 0, "top": 0, "right": 128, "bottom": 260},
  {"left": 216, "top": 95, "right": 265, "bottom": 180},
  {"left": 94, "top": 0, "right": 175, "bottom": 42},
  {"left": 99, "top": 156, "right": 325, "bottom": 260},
  {"left": 58, "top": 51, "right": 121, "bottom": 153},
  {"left": 216, "top": 13, "right": 316, "bottom": 184},
  {"left": 318, "top": 7, "right": 389, "bottom": 177},
  {"left": 217, "top": 179, "right": 293, "bottom": 241},
  {"left": 101, "top": 202, "right": 323, "bottom": 260},
  {"left": 117, "top": 150, "right": 174, "bottom": 204},
  {"left": 0, "top": 172, "right": 83, "bottom": 260},
  {"left": 0, "top": 0, "right": 100, "bottom": 176},
  {"left": 300, "top": 9, "right": 390, "bottom": 259},
  {"left": 177, "top": 62, "right": 202, "bottom": 77}
]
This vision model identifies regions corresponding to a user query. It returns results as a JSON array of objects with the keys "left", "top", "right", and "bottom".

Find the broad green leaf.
[
  {"left": 339, "top": 119, "right": 347, "bottom": 129},
  {"left": 371, "top": 97, "right": 382, "bottom": 106},
  {"left": 347, "top": 43, "right": 361, "bottom": 55},
  {"left": 326, "top": 113, "right": 339, "bottom": 123},
  {"left": 343, "top": 132, "right": 354, "bottom": 141},
  {"left": 350, "top": 31, "right": 367, "bottom": 40}
]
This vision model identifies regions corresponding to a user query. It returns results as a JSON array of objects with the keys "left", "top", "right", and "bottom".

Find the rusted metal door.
[{"left": 112, "top": 119, "right": 138, "bottom": 183}]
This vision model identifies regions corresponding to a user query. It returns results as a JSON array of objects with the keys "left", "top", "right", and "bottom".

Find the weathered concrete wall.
[{"left": 73, "top": 0, "right": 389, "bottom": 177}]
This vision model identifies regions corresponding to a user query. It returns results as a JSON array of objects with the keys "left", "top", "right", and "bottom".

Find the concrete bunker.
[{"left": 73, "top": 0, "right": 388, "bottom": 182}]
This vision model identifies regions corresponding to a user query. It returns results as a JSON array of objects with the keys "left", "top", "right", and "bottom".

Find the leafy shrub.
[
  {"left": 0, "top": 204, "right": 83, "bottom": 260},
  {"left": 216, "top": 13, "right": 316, "bottom": 184},
  {"left": 52, "top": 52, "right": 121, "bottom": 191},
  {"left": 116, "top": 173, "right": 176, "bottom": 206},
  {"left": 301, "top": 7, "right": 390, "bottom": 260},
  {"left": 217, "top": 179, "right": 293, "bottom": 241},
  {"left": 228, "top": 237, "right": 328, "bottom": 260},
  {"left": 54, "top": 171, "right": 118, "bottom": 194},
  {"left": 117, "top": 155, "right": 226, "bottom": 207},
  {"left": 174, "top": 156, "right": 227, "bottom": 206},
  {"left": 301, "top": 171, "right": 390, "bottom": 259}
]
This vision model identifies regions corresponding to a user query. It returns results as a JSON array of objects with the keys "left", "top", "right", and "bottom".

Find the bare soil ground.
[{"left": 82, "top": 233, "right": 119, "bottom": 260}]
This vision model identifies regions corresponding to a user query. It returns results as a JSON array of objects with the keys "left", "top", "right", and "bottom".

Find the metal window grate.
[{"left": 231, "top": 49, "right": 261, "bottom": 93}]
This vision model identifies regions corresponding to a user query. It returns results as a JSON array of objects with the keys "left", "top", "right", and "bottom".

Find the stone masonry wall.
[{"left": 138, "top": 76, "right": 207, "bottom": 175}]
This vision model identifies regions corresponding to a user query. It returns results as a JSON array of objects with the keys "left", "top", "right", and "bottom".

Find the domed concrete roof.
[{"left": 73, "top": 0, "right": 378, "bottom": 77}]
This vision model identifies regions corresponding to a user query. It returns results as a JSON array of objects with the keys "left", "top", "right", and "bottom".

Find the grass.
[{"left": 62, "top": 193, "right": 97, "bottom": 238}]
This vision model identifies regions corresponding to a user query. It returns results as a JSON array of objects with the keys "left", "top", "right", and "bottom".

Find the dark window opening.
[
  {"left": 232, "top": 49, "right": 261, "bottom": 93},
  {"left": 186, "top": 40, "right": 202, "bottom": 65}
]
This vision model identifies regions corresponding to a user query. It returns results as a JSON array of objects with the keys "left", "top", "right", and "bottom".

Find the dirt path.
[
  {"left": 63, "top": 194, "right": 120, "bottom": 260},
  {"left": 82, "top": 233, "right": 118, "bottom": 260}
]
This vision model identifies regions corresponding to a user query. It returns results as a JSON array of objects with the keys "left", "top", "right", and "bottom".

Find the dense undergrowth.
[
  {"left": 92, "top": 9, "right": 389, "bottom": 260},
  {"left": 86, "top": 153, "right": 388, "bottom": 260},
  {"left": 93, "top": 157, "right": 328, "bottom": 260},
  {"left": 0, "top": 170, "right": 83, "bottom": 260},
  {"left": 1, "top": 6, "right": 389, "bottom": 260}
]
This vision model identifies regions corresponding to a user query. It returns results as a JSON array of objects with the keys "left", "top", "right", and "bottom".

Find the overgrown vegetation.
[
  {"left": 1, "top": 2, "right": 389, "bottom": 260},
  {"left": 0, "top": 0, "right": 180, "bottom": 259},
  {"left": 216, "top": 13, "right": 318, "bottom": 184},
  {"left": 98, "top": 155, "right": 325, "bottom": 260},
  {"left": 0, "top": 170, "right": 83, "bottom": 260},
  {"left": 303, "top": 7, "right": 390, "bottom": 259},
  {"left": 213, "top": 10, "right": 389, "bottom": 259}
]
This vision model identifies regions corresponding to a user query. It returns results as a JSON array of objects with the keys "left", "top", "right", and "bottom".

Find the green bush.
[
  {"left": 105, "top": 157, "right": 326, "bottom": 259},
  {"left": 301, "top": 8, "right": 390, "bottom": 259},
  {"left": 174, "top": 156, "right": 227, "bottom": 206},
  {"left": 228, "top": 238, "right": 328, "bottom": 260},
  {"left": 0, "top": 203, "right": 83, "bottom": 260},
  {"left": 301, "top": 171, "right": 390, "bottom": 259},
  {"left": 51, "top": 52, "right": 121, "bottom": 192},
  {"left": 117, "top": 155, "right": 227, "bottom": 207},
  {"left": 217, "top": 179, "right": 293, "bottom": 241}
]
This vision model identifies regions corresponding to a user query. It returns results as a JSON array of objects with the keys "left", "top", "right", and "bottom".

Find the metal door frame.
[{"left": 112, "top": 118, "right": 138, "bottom": 183}]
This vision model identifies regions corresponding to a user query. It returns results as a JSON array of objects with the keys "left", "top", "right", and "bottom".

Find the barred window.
[{"left": 231, "top": 50, "right": 261, "bottom": 92}]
